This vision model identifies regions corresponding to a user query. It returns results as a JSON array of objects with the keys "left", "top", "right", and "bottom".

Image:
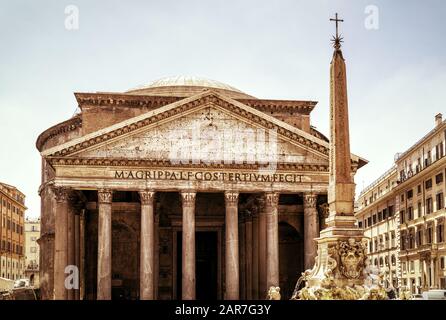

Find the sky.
[{"left": 0, "top": 0, "right": 445, "bottom": 218}]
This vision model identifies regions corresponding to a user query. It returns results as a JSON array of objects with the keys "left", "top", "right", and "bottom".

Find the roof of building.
[{"left": 125, "top": 76, "right": 256, "bottom": 99}]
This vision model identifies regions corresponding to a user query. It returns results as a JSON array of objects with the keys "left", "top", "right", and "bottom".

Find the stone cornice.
[
  {"left": 74, "top": 92, "right": 317, "bottom": 115},
  {"left": 47, "top": 157, "right": 330, "bottom": 172},
  {"left": 75, "top": 92, "right": 181, "bottom": 110},
  {"left": 36, "top": 115, "right": 82, "bottom": 152}
]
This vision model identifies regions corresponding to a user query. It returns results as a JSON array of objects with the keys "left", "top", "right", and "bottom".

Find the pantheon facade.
[{"left": 36, "top": 76, "right": 365, "bottom": 300}]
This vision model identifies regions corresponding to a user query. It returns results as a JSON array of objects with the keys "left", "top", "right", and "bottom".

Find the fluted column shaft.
[
  {"left": 258, "top": 197, "right": 267, "bottom": 298},
  {"left": 53, "top": 186, "right": 69, "bottom": 300},
  {"left": 97, "top": 189, "right": 112, "bottom": 300},
  {"left": 265, "top": 192, "right": 279, "bottom": 290},
  {"left": 181, "top": 191, "right": 196, "bottom": 300},
  {"left": 225, "top": 191, "right": 239, "bottom": 300},
  {"left": 245, "top": 213, "right": 253, "bottom": 300},
  {"left": 251, "top": 213, "right": 259, "bottom": 299},
  {"left": 139, "top": 190, "right": 155, "bottom": 300},
  {"left": 304, "top": 193, "right": 319, "bottom": 270}
]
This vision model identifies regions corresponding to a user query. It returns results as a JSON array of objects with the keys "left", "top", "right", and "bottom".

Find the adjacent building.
[
  {"left": 355, "top": 166, "right": 399, "bottom": 288},
  {"left": 24, "top": 217, "right": 40, "bottom": 287},
  {"left": 356, "top": 113, "right": 446, "bottom": 294},
  {"left": 0, "top": 182, "right": 26, "bottom": 281}
]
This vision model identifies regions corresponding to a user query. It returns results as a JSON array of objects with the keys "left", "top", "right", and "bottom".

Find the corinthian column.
[
  {"left": 224, "top": 191, "right": 239, "bottom": 300},
  {"left": 181, "top": 191, "right": 196, "bottom": 300},
  {"left": 97, "top": 189, "right": 112, "bottom": 300},
  {"left": 139, "top": 190, "right": 155, "bottom": 300},
  {"left": 304, "top": 193, "right": 319, "bottom": 270},
  {"left": 251, "top": 211, "right": 259, "bottom": 299},
  {"left": 257, "top": 196, "right": 267, "bottom": 298},
  {"left": 265, "top": 192, "right": 279, "bottom": 291},
  {"left": 53, "top": 186, "right": 69, "bottom": 300},
  {"left": 245, "top": 212, "right": 253, "bottom": 300}
]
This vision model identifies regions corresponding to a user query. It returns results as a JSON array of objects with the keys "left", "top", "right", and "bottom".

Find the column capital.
[
  {"left": 224, "top": 191, "right": 239, "bottom": 206},
  {"left": 139, "top": 190, "right": 155, "bottom": 205},
  {"left": 264, "top": 192, "right": 279, "bottom": 207},
  {"left": 304, "top": 193, "right": 317, "bottom": 209},
  {"left": 52, "top": 186, "right": 71, "bottom": 203},
  {"left": 180, "top": 191, "right": 196, "bottom": 207},
  {"left": 98, "top": 189, "right": 113, "bottom": 204}
]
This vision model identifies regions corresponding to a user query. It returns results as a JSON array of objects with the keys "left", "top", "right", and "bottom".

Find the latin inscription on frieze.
[{"left": 114, "top": 170, "right": 303, "bottom": 183}]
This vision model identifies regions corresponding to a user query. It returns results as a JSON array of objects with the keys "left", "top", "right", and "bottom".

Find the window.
[
  {"left": 402, "top": 262, "right": 406, "bottom": 272},
  {"left": 426, "top": 151, "right": 432, "bottom": 166},
  {"left": 418, "top": 201, "right": 422, "bottom": 218},
  {"left": 372, "top": 214, "right": 377, "bottom": 224},
  {"left": 388, "top": 206, "right": 394, "bottom": 217},
  {"left": 436, "top": 173, "right": 444, "bottom": 184},
  {"left": 358, "top": 221, "right": 363, "bottom": 228},
  {"left": 416, "top": 229, "right": 423, "bottom": 247},
  {"left": 401, "top": 232, "right": 407, "bottom": 250},
  {"left": 408, "top": 207, "right": 413, "bottom": 220},
  {"left": 367, "top": 217, "right": 372, "bottom": 227},
  {"left": 409, "top": 230, "right": 415, "bottom": 249},
  {"left": 426, "top": 198, "right": 433, "bottom": 214},
  {"left": 369, "top": 241, "right": 373, "bottom": 253},
  {"left": 437, "top": 222, "right": 444, "bottom": 243},
  {"left": 401, "top": 194, "right": 405, "bottom": 202},
  {"left": 425, "top": 179, "right": 432, "bottom": 189},
  {"left": 426, "top": 226, "right": 433, "bottom": 244},
  {"left": 378, "top": 211, "right": 383, "bottom": 221},
  {"left": 385, "top": 256, "right": 389, "bottom": 266},
  {"left": 391, "top": 255, "right": 396, "bottom": 266},
  {"left": 441, "top": 257, "right": 445, "bottom": 269},
  {"left": 410, "top": 261, "right": 415, "bottom": 273},
  {"left": 380, "top": 257, "right": 384, "bottom": 267},
  {"left": 407, "top": 189, "right": 413, "bottom": 199},
  {"left": 383, "top": 208, "right": 388, "bottom": 219},
  {"left": 436, "top": 193, "right": 444, "bottom": 211},
  {"left": 417, "top": 184, "right": 422, "bottom": 194},
  {"left": 391, "top": 231, "right": 396, "bottom": 247},
  {"left": 401, "top": 210, "right": 406, "bottom": 223}
]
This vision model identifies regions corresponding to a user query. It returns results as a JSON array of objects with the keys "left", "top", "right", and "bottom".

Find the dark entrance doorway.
[
  {"left": 176, "top": 231, "right": 218, "bottom": 300},
  {"left": 279, "top": 222, "right": 303, "bottom": 299}
]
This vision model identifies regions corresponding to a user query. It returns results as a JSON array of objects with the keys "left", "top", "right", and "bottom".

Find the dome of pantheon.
[{"left": 125, "top": 76, "right": 256, "bottom": 99}]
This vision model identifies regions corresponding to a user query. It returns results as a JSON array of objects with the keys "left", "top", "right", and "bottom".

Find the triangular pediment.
[{"left": 42, "top": 90, "right": 346, "bottom": 169}]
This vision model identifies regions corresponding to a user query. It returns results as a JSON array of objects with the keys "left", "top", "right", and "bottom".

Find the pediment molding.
[{"left": 43, "top": 91, "right": 330, "bottom": 160}]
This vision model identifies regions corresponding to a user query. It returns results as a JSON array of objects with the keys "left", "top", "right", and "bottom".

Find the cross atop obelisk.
[
  {"left": 330, "top": 13, "right": 343, "bottom": 38},
  {"left": 330, "top": 13, "right": 344, "bottom": 49}
]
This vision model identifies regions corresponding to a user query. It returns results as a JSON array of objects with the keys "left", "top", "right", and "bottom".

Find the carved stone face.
[{"left": 341, "top": 250, "right": 362, "bottom": 279}]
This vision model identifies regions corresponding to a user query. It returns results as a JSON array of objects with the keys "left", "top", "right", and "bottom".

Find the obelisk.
[{"left": 294, "top": 14, "right": 369, "bottom": 298}]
